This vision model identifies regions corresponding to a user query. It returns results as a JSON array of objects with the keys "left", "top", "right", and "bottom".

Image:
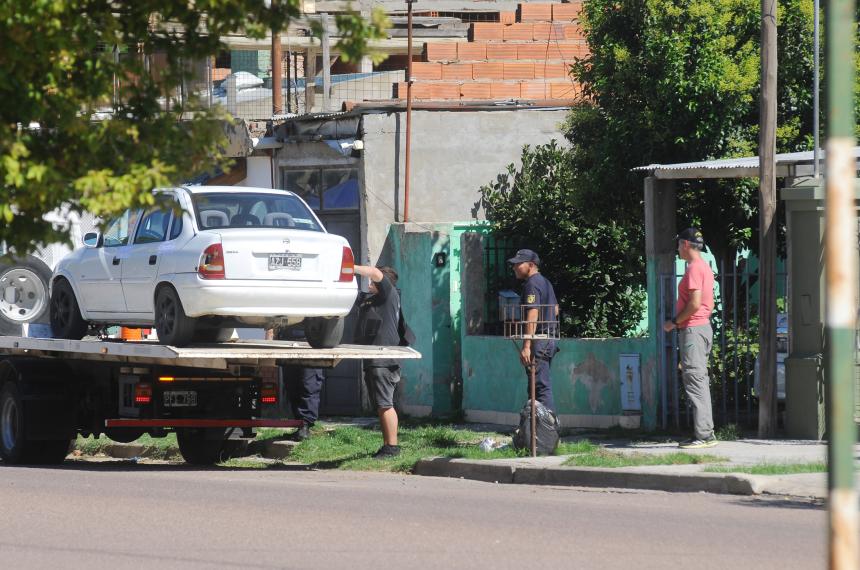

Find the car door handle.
[
  {"left": 149, "top": 255, "right": 157, "bottom": 265},
  {"left": 112, "top": 257, "right": 120, "bottom": 266}
]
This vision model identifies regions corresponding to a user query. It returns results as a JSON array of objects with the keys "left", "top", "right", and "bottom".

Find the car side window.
[
  {"left": 134, "top": 209, "right": 171, "bottom": 245},
  {"left": 169, "top": 211, "right": 183, "bottom": 240},
  {"left": 103, "top": 209, "right": 141, "bottom": 248}
]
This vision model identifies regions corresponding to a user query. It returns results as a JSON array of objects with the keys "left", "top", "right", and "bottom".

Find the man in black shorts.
[{"left": 354, "top": 264, "right": 403, "bottom": 459}]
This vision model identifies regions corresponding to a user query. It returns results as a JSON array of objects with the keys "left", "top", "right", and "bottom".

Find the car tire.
[
  {"left": 49, "top": 278, "right": 88, "bottom": 340},
  {"left": 305, "top": 317, "right": 344, "bottom": 349},
  {"left": 0, "top": 381, "right": 72, "bottom": 465},
  {"left": 176, "top": 428, "right": 226, "bottom": 465},
  {"left": 0, "top": 257, "right": 53, "bottom": 335},
  {"left": 192, "top": 328, "right": 234, "bottom": 344},
  {"left": 154, "top": 286, "right": 196, "bottom": 347}
]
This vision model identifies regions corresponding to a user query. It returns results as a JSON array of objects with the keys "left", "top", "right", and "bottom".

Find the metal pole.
[
  {"left": 321, "top": 14, "right": 331, "bottom": 112},
  {"left": 813, "top": 0, "right": 821, "bottom": 177},
  {"left": 404, "top": 0, "right": 415, "bottom": 223},
  {"left": 272, "top": 27, "right": 283, "bottom": 116},
  {"left": 530, "top": 362, "right": 537, "bottom": 457},
  {"left": 825, "top": 0, "right": 859, "bottom": 566}
]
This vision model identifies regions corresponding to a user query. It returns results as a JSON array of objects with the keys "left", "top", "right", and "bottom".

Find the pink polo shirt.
[{"left": 676, "top": 257, "right": 714, "bottom": 328}]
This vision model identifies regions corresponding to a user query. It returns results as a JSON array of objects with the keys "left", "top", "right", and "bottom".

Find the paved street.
[{"left": 0, "top": 459, "right": 826, "bottom": 569}]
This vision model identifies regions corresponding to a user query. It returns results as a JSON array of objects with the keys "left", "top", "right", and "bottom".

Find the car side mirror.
[{"left": 83, "top": 232, "right": 101, "bottom": 248}]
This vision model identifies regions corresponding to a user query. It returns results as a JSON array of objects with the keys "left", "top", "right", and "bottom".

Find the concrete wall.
[{"left": 360, "top": 108, "right": 568, "bottom": 265}]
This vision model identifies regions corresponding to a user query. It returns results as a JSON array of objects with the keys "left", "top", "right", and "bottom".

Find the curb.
[{"left": 414, "top": 457, "right": 763, "bottom": 496}]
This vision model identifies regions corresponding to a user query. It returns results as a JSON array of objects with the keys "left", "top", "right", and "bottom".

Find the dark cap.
[
  {"left": 507, "top": 249, "right": 540, "bottom": 265},
  {"left": 675, "top": 227, "right": 704, "bottom": 247}
]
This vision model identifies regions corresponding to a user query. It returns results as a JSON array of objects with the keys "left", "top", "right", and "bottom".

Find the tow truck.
[{"left": 0, "top": 336, "right": 419, "bottom": 465}]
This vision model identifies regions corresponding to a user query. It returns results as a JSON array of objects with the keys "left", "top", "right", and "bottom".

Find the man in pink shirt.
[{"left": 662, "top": 228, "right": 717, "bottom": 449}]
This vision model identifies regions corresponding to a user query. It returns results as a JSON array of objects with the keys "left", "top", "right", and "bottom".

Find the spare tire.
[{"left": 0, "top": 257, "right": 53, "bottom": 336}]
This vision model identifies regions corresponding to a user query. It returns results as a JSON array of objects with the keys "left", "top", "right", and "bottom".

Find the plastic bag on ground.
[{"left": 511, "top": 400, "right": 560, "bottom": 455}]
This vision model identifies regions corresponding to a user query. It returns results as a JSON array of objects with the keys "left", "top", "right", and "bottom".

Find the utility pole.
[
  {"left": 825, "top": 0, "right": 859, "bottom": 566},
  {"left": 757, "top": 0, "right": 778, "bottom": 437},
  {"left": 272, "top": 27, "right": 283, "bottom": 115},
  {"left": 403, "top": 0, "right": 416, "bottom": 223},
  {"left": 321, "top": 13, "right": 331, "bottom": 112}
]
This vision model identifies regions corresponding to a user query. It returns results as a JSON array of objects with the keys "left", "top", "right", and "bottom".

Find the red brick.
[
  {"left": 517, "top": 44, "right": 550, "bottom": 60},
  {"left": 550, "top": 82, "right": 579, "bottom": 99},
  {"left": 486, "top": 44, "right": 519, "bottom": 60},
  {"left": 395, "top": 82, "right": 432, "bottom": 99},
  {"left": 534, "top": 62, "right": 570, "bottom": 79},
  {"left": 517, "top": 3, "right": 553, "bottom": 22},
  {"left": 441, "top": 63, "right": 474, "bottom": 80},
  {"left": 545, "top": 42, "right": 589, "bottom": 60},
  {"left": 472, "top": 62, "right": 505, "bottom": 80},
  {"left": 460, "top": 83, "right": 493, "bottom": 99},
  {"left": 519, "top": 82, "right": 548, "bottom": 99},
  {"left": 430, "top": 82, "right": 462, "bottom": 100},
  {"left": 499, "top": 11, "right": 517, "bottom": 25},
  {"left": 552, "top": 2, "right": 583, "bottom": 21},
  {"left": 411, "top": 62, "right": 442, "bottom": 80},
  {"left": 503, "top": 23, "right": 533, "bottom": 41},
  {"left": 491, "top": 83, "right": 522, "bottom": 99},
  {"left": 563, "top": 23, "right": 585, "bottom": 40},
  {"left": 457, "top": 42, "right": 487, "bottom": 61},
  {"left": 471, "top": 22, "right": 505, "bottom": 41},
  {"left": 503, "top": 62, "right": 535, "bottom": 80},
  {"left": 424, "top": 43, "right": 458, "bottom": 62},
  {"left": 532, "top": 22, "right": 566, "bottom": 41}
]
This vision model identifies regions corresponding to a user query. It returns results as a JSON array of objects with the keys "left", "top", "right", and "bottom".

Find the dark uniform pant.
[
  {"left": 528, "top": 340, "right": 556, "bottom": 413},
  {"left": 282, "top": 366, "right": 324, "bottom": 426}
]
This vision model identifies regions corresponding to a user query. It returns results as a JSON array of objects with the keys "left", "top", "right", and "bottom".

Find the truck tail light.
[
  {"left": 339, "top": 246, "right": 355, "bottom": 282},
  {"left": 261, "top": 382, "right": 278, "bottom": 405},
  {"left": 198, "top": 244, "right": 226, "bottom": 279},
  {"left": 135, "top": 383, "right": 152, "bottom": 405}
]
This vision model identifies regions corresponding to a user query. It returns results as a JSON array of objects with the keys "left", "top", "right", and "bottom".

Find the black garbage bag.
[{"left": 511, "top": 400, "right": 560, "bottom": 455}]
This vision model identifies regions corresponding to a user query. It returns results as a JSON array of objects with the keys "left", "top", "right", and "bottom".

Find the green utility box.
[{"left": 782, "top": 178, "right": 860, "bottom": 439}]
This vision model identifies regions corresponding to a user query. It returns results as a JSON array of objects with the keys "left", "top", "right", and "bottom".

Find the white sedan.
[{"left": 49, "top": 186, "right": 357, "bottom": 347}]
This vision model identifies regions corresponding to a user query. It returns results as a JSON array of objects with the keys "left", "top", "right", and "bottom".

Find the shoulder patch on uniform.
[{"left": 526, "top": 294, "right": 536, "bottom": 304}]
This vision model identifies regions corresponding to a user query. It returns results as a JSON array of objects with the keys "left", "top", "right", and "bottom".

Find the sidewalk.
[{"left": 415, "top": 438, "right": 860, "bottom": 500}]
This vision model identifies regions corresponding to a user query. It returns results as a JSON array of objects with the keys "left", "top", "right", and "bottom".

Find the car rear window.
[{"left": 192, "top": 192, "right": 323, "bottom": 232}]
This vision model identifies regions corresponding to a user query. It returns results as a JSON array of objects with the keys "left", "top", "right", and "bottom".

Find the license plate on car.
[
  {"left": 163, "top": 391, "right": 197, "bottom": 407},
  {"left": 268, "top": 253, "right": 302, "bottom": 271}
]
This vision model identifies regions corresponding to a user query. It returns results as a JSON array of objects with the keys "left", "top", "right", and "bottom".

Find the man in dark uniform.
[
  {"left": 281, "top": 365, "right": 323, "bottom": 441},
  {"left": 353, "top": 264, "right": 403, "bottom": 459},
  {"left": 508, "top": 249, "right": 559, "bottom": 412}
]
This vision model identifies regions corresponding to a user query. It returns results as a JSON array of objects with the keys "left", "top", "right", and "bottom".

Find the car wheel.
[
  {"left": 0, "top": 257, "right": 53, "bottom": 335},
  {"left": 176, "top": 428, "right": 226, "bottom": 465},
  {"left": 49, "top": 279, "right": 88, "bottom": 340},
  {"left": 154, "top": 286, "right": 196, "bottom": 347},
  {"left": 193, "top": 328, "right": 234, "bottom": 343},
  {"left": 305, "top": 317, "right": 344, "bottom": 349},
  {"left": 0, "top": 382, "right": 71, "bottom": 465}
]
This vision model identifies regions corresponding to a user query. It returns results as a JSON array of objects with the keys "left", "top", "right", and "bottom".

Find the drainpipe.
[{"left": 404, "top": 0, "right": 416, "bottom": 223}]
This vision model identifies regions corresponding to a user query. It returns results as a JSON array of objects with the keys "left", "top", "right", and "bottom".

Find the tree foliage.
[
  {"left": 479, "top": 142, "right": 646, "bottom": 338},
  {"left": 0, "top": 1, "right": 387, "bottom": 253}
]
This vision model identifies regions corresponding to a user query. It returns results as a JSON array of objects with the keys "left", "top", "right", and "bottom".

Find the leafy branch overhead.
[{"left": 0, "top": 0, "right": 388, "bottom": 253}]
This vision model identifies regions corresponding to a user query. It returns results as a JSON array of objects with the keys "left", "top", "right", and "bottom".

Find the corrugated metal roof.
[{"left": 633, "top": 147, "right": 860, "bottom": 179}]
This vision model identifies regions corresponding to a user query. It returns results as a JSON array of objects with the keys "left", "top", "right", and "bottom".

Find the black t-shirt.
[
  {"left": 522, "top": 272, "right": 558, "bottom": 335},
  {"left": 356, "top": 275, "right": 400, "bottom": 368}
]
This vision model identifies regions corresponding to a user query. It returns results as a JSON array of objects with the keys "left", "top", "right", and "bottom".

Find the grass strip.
[
  {"left": 563, "top": 449, "right": 723, "bottom": 468},
  {"left": 703, "top": 462, "right": 827, "bottom": 475},
  {"left": 74, "top": 434, "right": 181, "bottom": 460}
]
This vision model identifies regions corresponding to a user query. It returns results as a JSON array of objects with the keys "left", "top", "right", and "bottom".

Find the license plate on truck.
[
  {"left": 268, "top": 253, "right": 302, "bottom": 271},
  {"left": 163, "top": 391, "right": 197, "bottom": 407}
]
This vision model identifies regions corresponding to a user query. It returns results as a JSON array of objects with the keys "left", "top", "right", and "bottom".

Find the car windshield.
[{"left": 192, "top": 192, "right": 323, "bottom": 232}]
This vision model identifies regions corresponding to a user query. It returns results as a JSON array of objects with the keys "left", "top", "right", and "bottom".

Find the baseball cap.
[
  {"left": 507, "top": 249, "right": 540, "bottom": 265},
  {"left": 675, "top": 227, "right": 704, "bottom": 247}
]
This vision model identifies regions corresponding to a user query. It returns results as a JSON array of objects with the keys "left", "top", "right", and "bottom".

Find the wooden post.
[
  {"left": 321, "top": 13, "right": 331, "bottom": 112},
  {"left": 272, "top": 28, "right": 283, "bottom": 115},
  {"left": 757, "top": 0, "right": 778, "bottom": 437}
]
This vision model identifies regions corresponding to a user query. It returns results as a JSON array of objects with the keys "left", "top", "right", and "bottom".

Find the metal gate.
[{"left": 658, "top": 260, "right": 787, "bottom": 430}]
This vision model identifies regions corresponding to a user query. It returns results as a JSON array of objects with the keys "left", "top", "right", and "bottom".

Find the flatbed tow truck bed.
[{"left": 0, "top": 337, "right": 420, "bottom": 465}]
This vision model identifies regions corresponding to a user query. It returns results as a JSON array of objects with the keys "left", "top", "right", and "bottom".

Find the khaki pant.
[{"left": 680, "top": 324, "right": 714, "bottom": 440}]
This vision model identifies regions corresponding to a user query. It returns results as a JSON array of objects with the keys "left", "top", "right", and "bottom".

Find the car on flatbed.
[{"left": 49, "top": 186, "right": 357, "bottom": 347}]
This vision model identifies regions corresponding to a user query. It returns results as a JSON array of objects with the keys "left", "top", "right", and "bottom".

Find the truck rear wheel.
[
  {"left": 0, "top": 382, "right": 71, "bottom": 465},
  {"left": 305, "top": 317, "right": 344, "bottom": 349},
  {"left": 176, "top": 427, "right": 226, "bottom": 465}
]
